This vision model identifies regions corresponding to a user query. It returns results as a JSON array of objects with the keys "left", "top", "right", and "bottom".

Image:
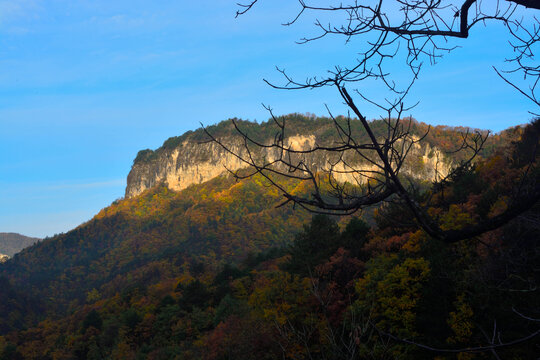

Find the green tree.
[{"left": 283, "top": 214, "right": 340, "bottom": 276}]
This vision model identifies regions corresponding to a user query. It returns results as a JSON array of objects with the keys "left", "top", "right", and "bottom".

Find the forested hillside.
[{"left": 0, "top": 117, "right": 538, "bottom": 359}]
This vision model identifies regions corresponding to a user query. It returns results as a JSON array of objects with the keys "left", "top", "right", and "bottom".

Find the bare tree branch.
[
  {"left": 372, "top": 320, "right": 540, "bottom": 354},
  {"left": 220, "top": 0, "right": 540, "bottom": 243}
]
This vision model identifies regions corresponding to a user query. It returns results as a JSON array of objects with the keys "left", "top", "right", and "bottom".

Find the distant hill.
[{"left": 0, "top": 233, "right": 40, "bottom": 257}]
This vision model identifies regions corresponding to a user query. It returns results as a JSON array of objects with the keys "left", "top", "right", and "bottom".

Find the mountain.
[
  {"left": 0, "top": 172, "right": 312, "bottom": 334},
  {"left": 126, "top": 115, "right": 464, "bottom": 198},
  {"left": 0, "top": 115, "right": 536, "bottom": 359},
  {"left": 0, "top": 233, "right": 40, "bottom": 257},
  {"left": 126, "top": 115, "right": 519, "bottom": 199}
]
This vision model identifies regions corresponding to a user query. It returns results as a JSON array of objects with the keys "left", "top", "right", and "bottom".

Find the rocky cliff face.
[
  {"left": 126, "top": 118, "right": 452, "bottom": 198},
  {"left": 126, "top": 139, "right": 248, "bottom": 198}
]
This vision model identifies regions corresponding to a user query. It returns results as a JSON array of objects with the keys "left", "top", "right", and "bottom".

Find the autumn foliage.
[{"left": 0, "top": 118, "right": 538, "bottom": 359}]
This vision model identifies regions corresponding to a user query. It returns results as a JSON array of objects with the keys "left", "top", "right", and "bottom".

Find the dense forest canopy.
[
  {"left": 1, "top": 0, "right": 538, "bottom": 358},
  {"left": 0, "top": 117, "right": 538, "bottom": 359}
]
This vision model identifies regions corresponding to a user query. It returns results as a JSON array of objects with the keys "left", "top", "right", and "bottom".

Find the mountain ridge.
[
  {"left": 0, "top": 233, "right": 40, "bottom": 258},
  {"left": 127, "top": 115, "right": 498, "bottom": 198}
]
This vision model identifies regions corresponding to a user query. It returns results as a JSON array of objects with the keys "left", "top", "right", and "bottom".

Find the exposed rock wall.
[
  {"left": 126, "top": 140, "right": 248, "bottom": 198},
  {"left": 126, "top": 130, "right": 451, "bottom": 198}
]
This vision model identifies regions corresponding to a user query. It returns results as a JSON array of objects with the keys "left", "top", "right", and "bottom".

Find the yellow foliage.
[
  {"left": 427, "top": 206, "right": 443, "bottom": 218},
  {"left": 175, "top": 273, "right": 195, "bottom": 288},
  {"left": 457, "top": 352, "right": 475, "bottom": 360},
  {"left": 357, "top": 256, "right": 430, "bottom": 337},
  {"left": 231, "top": 276, "right": 251, "bottom": 300},
  {"left": 402, "top": 230, "right": 428, "bottom": 253},
  {"left": 86, "top": 288, "right": 100, "bottom": 303},
  {"left": 248, "top": 271, "right": 312, "bottom": 326},
  {"left": 488, "top": 196, "right": 509, "bottom": 217},
  {"left": 111, "top": 341, "right": 136, "bottom": 360},
  {"left": 476, "top": 155, "right": 505, "bottom": 175},
  {"left": 440, "top": 204, "right": 475, "bottom": 231},
  {"left": 447, "top": 294, "right": 474, "bottom": 344}
]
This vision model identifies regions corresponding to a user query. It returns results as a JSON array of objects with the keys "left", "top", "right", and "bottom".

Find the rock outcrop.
[{"left": 126, "top": 117, "right": 452, "bottom": 198}]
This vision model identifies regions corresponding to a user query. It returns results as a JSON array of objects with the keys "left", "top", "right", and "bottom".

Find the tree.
[
  {"left": 205, "top": 0, "right": 540, "bottom": 243},
  {"left": 237, "top": 0, "right": 540, "bottom": 108},
  {"left": 202, "top": 3, "right": 540, "bottom": 357}
]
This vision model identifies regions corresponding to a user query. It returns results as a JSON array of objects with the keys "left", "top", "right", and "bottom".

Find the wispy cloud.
[
  {"left": 0, "top": 0, "right": 41, "bottom": 26},
  {"left": 85, "top": 13, "right": 147, "bottom": 30},
  {"left": 46, "top": 179, "right": 125, "bottom": 190},
  {"left": 0, "top": 179, "right": 125, "bottom": 192}
]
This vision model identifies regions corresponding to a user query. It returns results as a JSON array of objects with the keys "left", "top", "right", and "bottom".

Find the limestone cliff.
[
  {"left": 126, "top": 116, "right": 452, "bottom": 198},
  {"left": 126, "top": 139, "right": 251, "bottom": 198}
]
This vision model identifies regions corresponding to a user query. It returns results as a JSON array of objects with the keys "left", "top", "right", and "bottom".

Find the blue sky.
[{"left": 0, "top": 0, "right": 535, "bottom": 238}]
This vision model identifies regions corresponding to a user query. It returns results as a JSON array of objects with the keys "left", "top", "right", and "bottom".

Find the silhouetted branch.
[
  {"left": 372, "top": 320, "right": 540, "bottom": 354},
  {"left": 219, "top": 0, "right": 540, "bottom": 243}
]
